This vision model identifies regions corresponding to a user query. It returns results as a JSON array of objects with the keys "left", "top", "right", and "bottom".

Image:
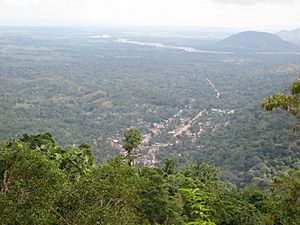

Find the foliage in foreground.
[
  {"left": 0, "top": 133, "right": 299, "bottom": 225},
  {"left": 262, "top": 77, "right": 300, "bottom": 115}
]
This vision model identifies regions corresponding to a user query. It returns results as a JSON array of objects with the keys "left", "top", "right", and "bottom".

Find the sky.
[{"left": 0, "top": 0, "right": 299, "bottom": 31}]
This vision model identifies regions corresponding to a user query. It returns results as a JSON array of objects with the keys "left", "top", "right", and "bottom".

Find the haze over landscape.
[
  {"left": 0, "top": 0, "right": 300, "bottom": 30},
  {"left": 1, "top": 1, "right": 300, "bottom": 225}
]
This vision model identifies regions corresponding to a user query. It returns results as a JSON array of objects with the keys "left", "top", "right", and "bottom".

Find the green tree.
[
  {"left": 261, "top": 77, "right": 300, "bottom": 224},
  {"left": 20, "top": 132, "right": 55, "bottom": 149},
  {"left": 45, "top": 145, "right": 95, "bottom": 178},
  {"left": 183, "top": 163, "right": 220, "bottom": 184},
  {"left": 179, "top": 188, "right": 215, "bottom": 225},
  {"left": 161, "top": 157, "right": 177, "bottom": 176},
  {"left": 0, "top": 141, "right": 68, "bottom": 224},
  {"left": 271, "top": 169, "right": 300, "bottom": 225},
  {"left": 123, "top": 128, "right": 142, "bottom": 166},
  {"left": 19, "top": 133, "right": 94, "bottom": 178},
  {"left": 241, "top": 185, "right": 276, "bottom": 225},
  {"left": 262, "top": 77, "right": 300, "bottom": 116},
  {"left": 138, "top": 167, "right": 181, "bottom": 224},
  {"left": 58, "top": 156, "right": 143, "bottom": 225}
]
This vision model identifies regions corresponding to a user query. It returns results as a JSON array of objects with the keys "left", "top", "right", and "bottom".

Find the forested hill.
[
  {"left": 212, "top": 31, "right": 299, "bottom": 52},
  {"left": 0, "top": 133, "right": 299, "bottom": 224}
]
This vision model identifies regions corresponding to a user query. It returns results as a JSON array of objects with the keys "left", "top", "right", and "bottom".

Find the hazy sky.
[{"left": 0, "top": 0, "right": 299, "bottom": 31}]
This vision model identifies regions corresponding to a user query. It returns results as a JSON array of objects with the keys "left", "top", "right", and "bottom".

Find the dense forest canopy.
[
  {"left": 0, "top": 132, "right": 299, "bottom": 224},
  {"left": 1, "top": 0, "right": 300, "bottom": 221},
  {"left": 2, "top": 0, "right": 300, "bottom": 221},
  {"left": 0, "top": 79, "right": 299, "bottom": 224},
  {"left": 1, "top": 27, "right": 300, "bottom": 187}
]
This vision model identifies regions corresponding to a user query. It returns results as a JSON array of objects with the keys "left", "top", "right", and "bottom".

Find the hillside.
[
  {"left": 213, "top": 31, "right": 299, "bottom": 52},
  {"left": 278, "top": 27, "right": 300, "bottom": 46}
]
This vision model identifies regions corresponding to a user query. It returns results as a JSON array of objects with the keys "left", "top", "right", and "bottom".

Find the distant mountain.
[
  {"left": 277, "top": 28, "right": 300, "bottom": 46},
  {"left": 212, "top": 31, "right": 299, "bottom": 52}
]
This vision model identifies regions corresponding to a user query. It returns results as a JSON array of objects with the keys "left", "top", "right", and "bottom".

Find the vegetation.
[
  {"left": 0, "top": 133, "right": 299, "bottom": 224},
  {"left": 123, "top": 128, "right": 142, "bottom": 166},
  {"left": 1, "top": 28, "right": 300, "bottom": 186},
  {"left": 0, "top": 27, "right": 300, "bottom": 224},
  {"left": 262, "top": 77, "right": 300, "bottom": 116}
]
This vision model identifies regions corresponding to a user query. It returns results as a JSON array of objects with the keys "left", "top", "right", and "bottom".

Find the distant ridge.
[
  {"left": 278, "top": 28, "right": 300, "bottom": 46},
  {"left": 212, "top": 31, "right": 299, "bottom": 52}
]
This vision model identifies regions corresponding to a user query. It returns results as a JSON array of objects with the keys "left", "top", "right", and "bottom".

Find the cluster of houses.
[{"left": 106, "top": 105, "right": 236, "bottom": 165}]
